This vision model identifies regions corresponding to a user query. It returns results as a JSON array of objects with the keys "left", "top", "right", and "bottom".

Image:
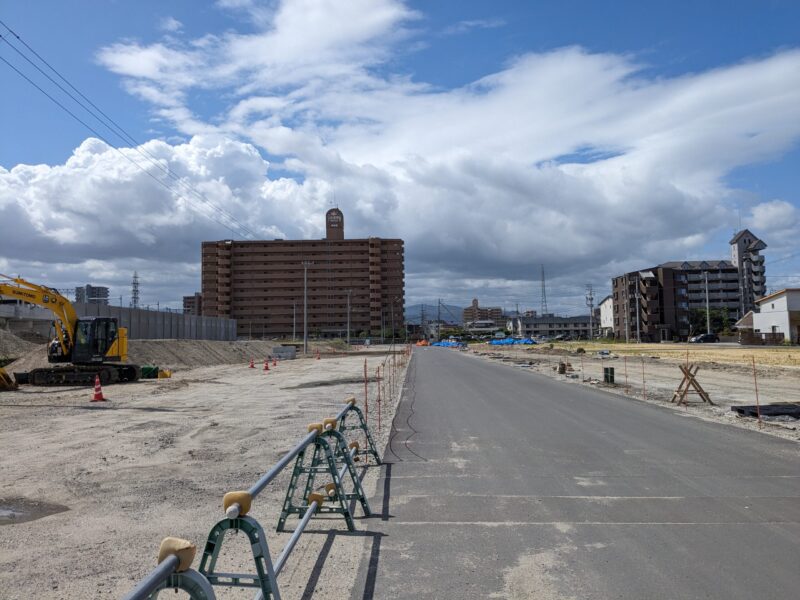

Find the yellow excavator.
[{"left": 0, "top": 274, "right": 140, "bottom": 386}]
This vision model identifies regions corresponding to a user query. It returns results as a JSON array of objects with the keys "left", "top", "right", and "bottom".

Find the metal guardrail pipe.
[
  {"left": 248, "top": 430, "right": 319, "bottom": 498},
  {"left": 122, "top": 554, "right": 179, "bottom": 600},
  {"left": 252, "top": 500, "right": 320, "bottom": 600},
  {"left": 274, "top": 500, "right": 319, "bottom": 577},
  {"left": 226, "top": 430, "right": 319, "bottom": 519},
  {"left": 334, "top": 402, "right": 350, "bottom": 421}
]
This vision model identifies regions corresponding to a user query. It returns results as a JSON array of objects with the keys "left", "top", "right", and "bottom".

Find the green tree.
[{"left": 688, "top": 307, "right": 733, "bottom": 335}]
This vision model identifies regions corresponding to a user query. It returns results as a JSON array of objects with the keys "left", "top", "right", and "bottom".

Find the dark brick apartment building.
[{"left": 200, "top": 209, "right": 405, "bottom": 339}]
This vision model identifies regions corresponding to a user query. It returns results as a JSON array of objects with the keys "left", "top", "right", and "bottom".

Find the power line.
[
  {"left": 0, "top": 50, "right": 249, "bottom": 239},
  {"left": 0, "top": 20, "right": 258, "bottom": 239},
  {"left": 0, "top": 29, "right": 257, "bottom": 239},
  {"left": 766, "top": 252, "right": 800, "bottom": 266}
]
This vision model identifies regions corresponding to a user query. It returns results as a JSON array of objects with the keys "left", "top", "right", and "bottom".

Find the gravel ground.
[
  {"left": 0, "top": 346, "right": 409, "bottom": 599},
  {"left": 468, "top": 345, "right": 800, "bottom": 442}
]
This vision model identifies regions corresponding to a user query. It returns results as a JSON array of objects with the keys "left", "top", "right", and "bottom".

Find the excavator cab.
[{"left": 47, "top": 317, "right": 122, "bottom": 364}]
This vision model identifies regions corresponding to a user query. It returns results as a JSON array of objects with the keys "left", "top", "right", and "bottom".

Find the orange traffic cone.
[
  {"left": 249, "top": 357, "right": 255, "bottom": 368},
  {"left": 263, "top": 359, "right": 270, "bottom": 371},
  {"left": 91, "top": 374, "right": 106, "bottom": 402}
]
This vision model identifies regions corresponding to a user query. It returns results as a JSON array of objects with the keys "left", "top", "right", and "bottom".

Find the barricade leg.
[
  {"left": 198, "top": 516, "right": 281, "bottom": 600},
  {"left": 322, "top": 429, "right": 371, "bottom": 517},
  {"left": 317, "top": 436, "right": 356, "bottom": 530},
  {"left": 277, "top": 437, "right": 356, "bottom": 532},
  {"left": 338, "top": 405, "right": 382, "bottom": 465}
]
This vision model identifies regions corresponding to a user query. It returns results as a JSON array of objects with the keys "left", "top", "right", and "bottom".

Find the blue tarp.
[
  {"left": 431, "top": 340, "right": 464, "bottom": 347},
  {"left": 488, "top": 338, "right": 536, "bottom": 346}
]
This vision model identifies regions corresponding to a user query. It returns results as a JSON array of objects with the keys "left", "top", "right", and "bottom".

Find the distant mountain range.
[{"left": 405, "top": 303, "right": 465, "bottom": 325}]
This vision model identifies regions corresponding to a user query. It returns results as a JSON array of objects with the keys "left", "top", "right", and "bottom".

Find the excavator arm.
[{"left": 0, "top": 273, "right": 78, "bottom": 357}]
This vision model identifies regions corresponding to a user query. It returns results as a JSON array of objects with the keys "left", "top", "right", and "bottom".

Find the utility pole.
[
  {"left": 346, "top": 289, "right": 352, "bottom": 345},
  {"left": 390, "top": 300, "right": 395, "bottom": 346},
  {"left": 302, "top": 260, "right": 313, "bottom": 354},
  {"left": 437, "top": 298, "right": 441, "bottom": 341},
  {"left": 421, "top": 304, "right": 426, "bottom": 340},
  {"left": 540, "top": 265, "right": 548, "bottom": 315},
  {"left": 585, "top": 284, "right": 595, "bottom": 339},
  {"left": 704, "top": 271, "right": 711, "bottom": 334},
  {"left": 293, "top": 302, "right": 296, "bottom": 341},
  {"left": 635, "top": 275, "right": 641, "bottom": 343}
]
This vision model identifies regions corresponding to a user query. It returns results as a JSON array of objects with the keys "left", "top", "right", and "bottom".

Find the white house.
[
  {"left": 509, "top": 314, "right": 591, "bottom": 339},
  {"left": 599, "top": 295, "right": 614, "bottom": 337},
  {"left": 752, "top": 288, "right": 800, "bottom": 343}
]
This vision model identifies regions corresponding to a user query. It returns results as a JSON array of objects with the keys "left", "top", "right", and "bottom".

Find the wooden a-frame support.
[{"left": 671, "top": 363, "right": 714, "bottom": 406}]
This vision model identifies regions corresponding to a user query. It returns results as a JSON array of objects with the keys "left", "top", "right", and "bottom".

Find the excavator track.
[{"left": 26, "top": 364, "right": 140, "bottom": 387}]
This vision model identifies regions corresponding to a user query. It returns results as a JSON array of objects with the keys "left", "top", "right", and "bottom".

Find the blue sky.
[{"left": 1, "top": 0, "right": 799, "bottom": 310}]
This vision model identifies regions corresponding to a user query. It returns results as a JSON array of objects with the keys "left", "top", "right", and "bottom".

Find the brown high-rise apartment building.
[
  {"left": 201, "top": 208, "right": 405, "bottom": 339},
  {"left": 612, "top": 267, "right": 689, "bottom": 342},
  {"left": 183, "top": 292, "right": 203, "bottom": 315},
  {"left": 610, "top": 229, "right": 768, "bottom": 341},
  {"left": 462, "top": 298, "right": 504, "bottom": 327}
]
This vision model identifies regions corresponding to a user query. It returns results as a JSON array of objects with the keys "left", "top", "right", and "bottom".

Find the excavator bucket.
[{"left": 0, "top": 367, "right": 18, "bottom": 391}]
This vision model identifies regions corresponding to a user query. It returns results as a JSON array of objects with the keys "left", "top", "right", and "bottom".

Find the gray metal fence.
[{"left": 74, "top": 303, "right": 236, "bottom": 341}]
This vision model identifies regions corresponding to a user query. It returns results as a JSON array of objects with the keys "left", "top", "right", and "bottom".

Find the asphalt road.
[{"left": 350, "top": 347, "right": 800, "bottom": 599}]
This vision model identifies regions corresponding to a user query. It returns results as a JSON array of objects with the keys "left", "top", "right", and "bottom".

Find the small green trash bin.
[
  {"left": 140, "top": 365, "right": 160, "bottom": 379},
  {"left": 603, "top": 367, "right": 615, "bottom": 384}
]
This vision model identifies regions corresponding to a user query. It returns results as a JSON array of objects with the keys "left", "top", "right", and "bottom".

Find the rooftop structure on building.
[{"left": 201, "top": 208, "right": 404, "bottom": 339}]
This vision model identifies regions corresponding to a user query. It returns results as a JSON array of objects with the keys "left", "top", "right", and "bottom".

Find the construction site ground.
[
  {"left": 0, "top": 342, "right": 408, "bottom": 599},
  {"left": 470, "top": 342, "right": 800, "bottom": 441}
]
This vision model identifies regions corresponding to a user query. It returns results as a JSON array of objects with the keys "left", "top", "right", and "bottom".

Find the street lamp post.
[
  {"left": 302, "top": 261, "right": 313, "bottom": 354},
  {"left": 346, "top": 289, "right": 352, "bottom": 345},
  {"left": 704, "top": 271, "right": 711, "bottom": 335}
]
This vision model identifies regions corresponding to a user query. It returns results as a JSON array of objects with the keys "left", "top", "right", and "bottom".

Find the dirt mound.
[
  {"left": 3, "top": 338, "right": 360, "bottom": 374},
  {"left": 5, "top": 339, "right": 299, "bottom": 373},
  {"left": 0, "top": 329, "right": 38, "bottom": 360},
  {"left": 128, "top": 339, "right": 285, "bottom": 369}
]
